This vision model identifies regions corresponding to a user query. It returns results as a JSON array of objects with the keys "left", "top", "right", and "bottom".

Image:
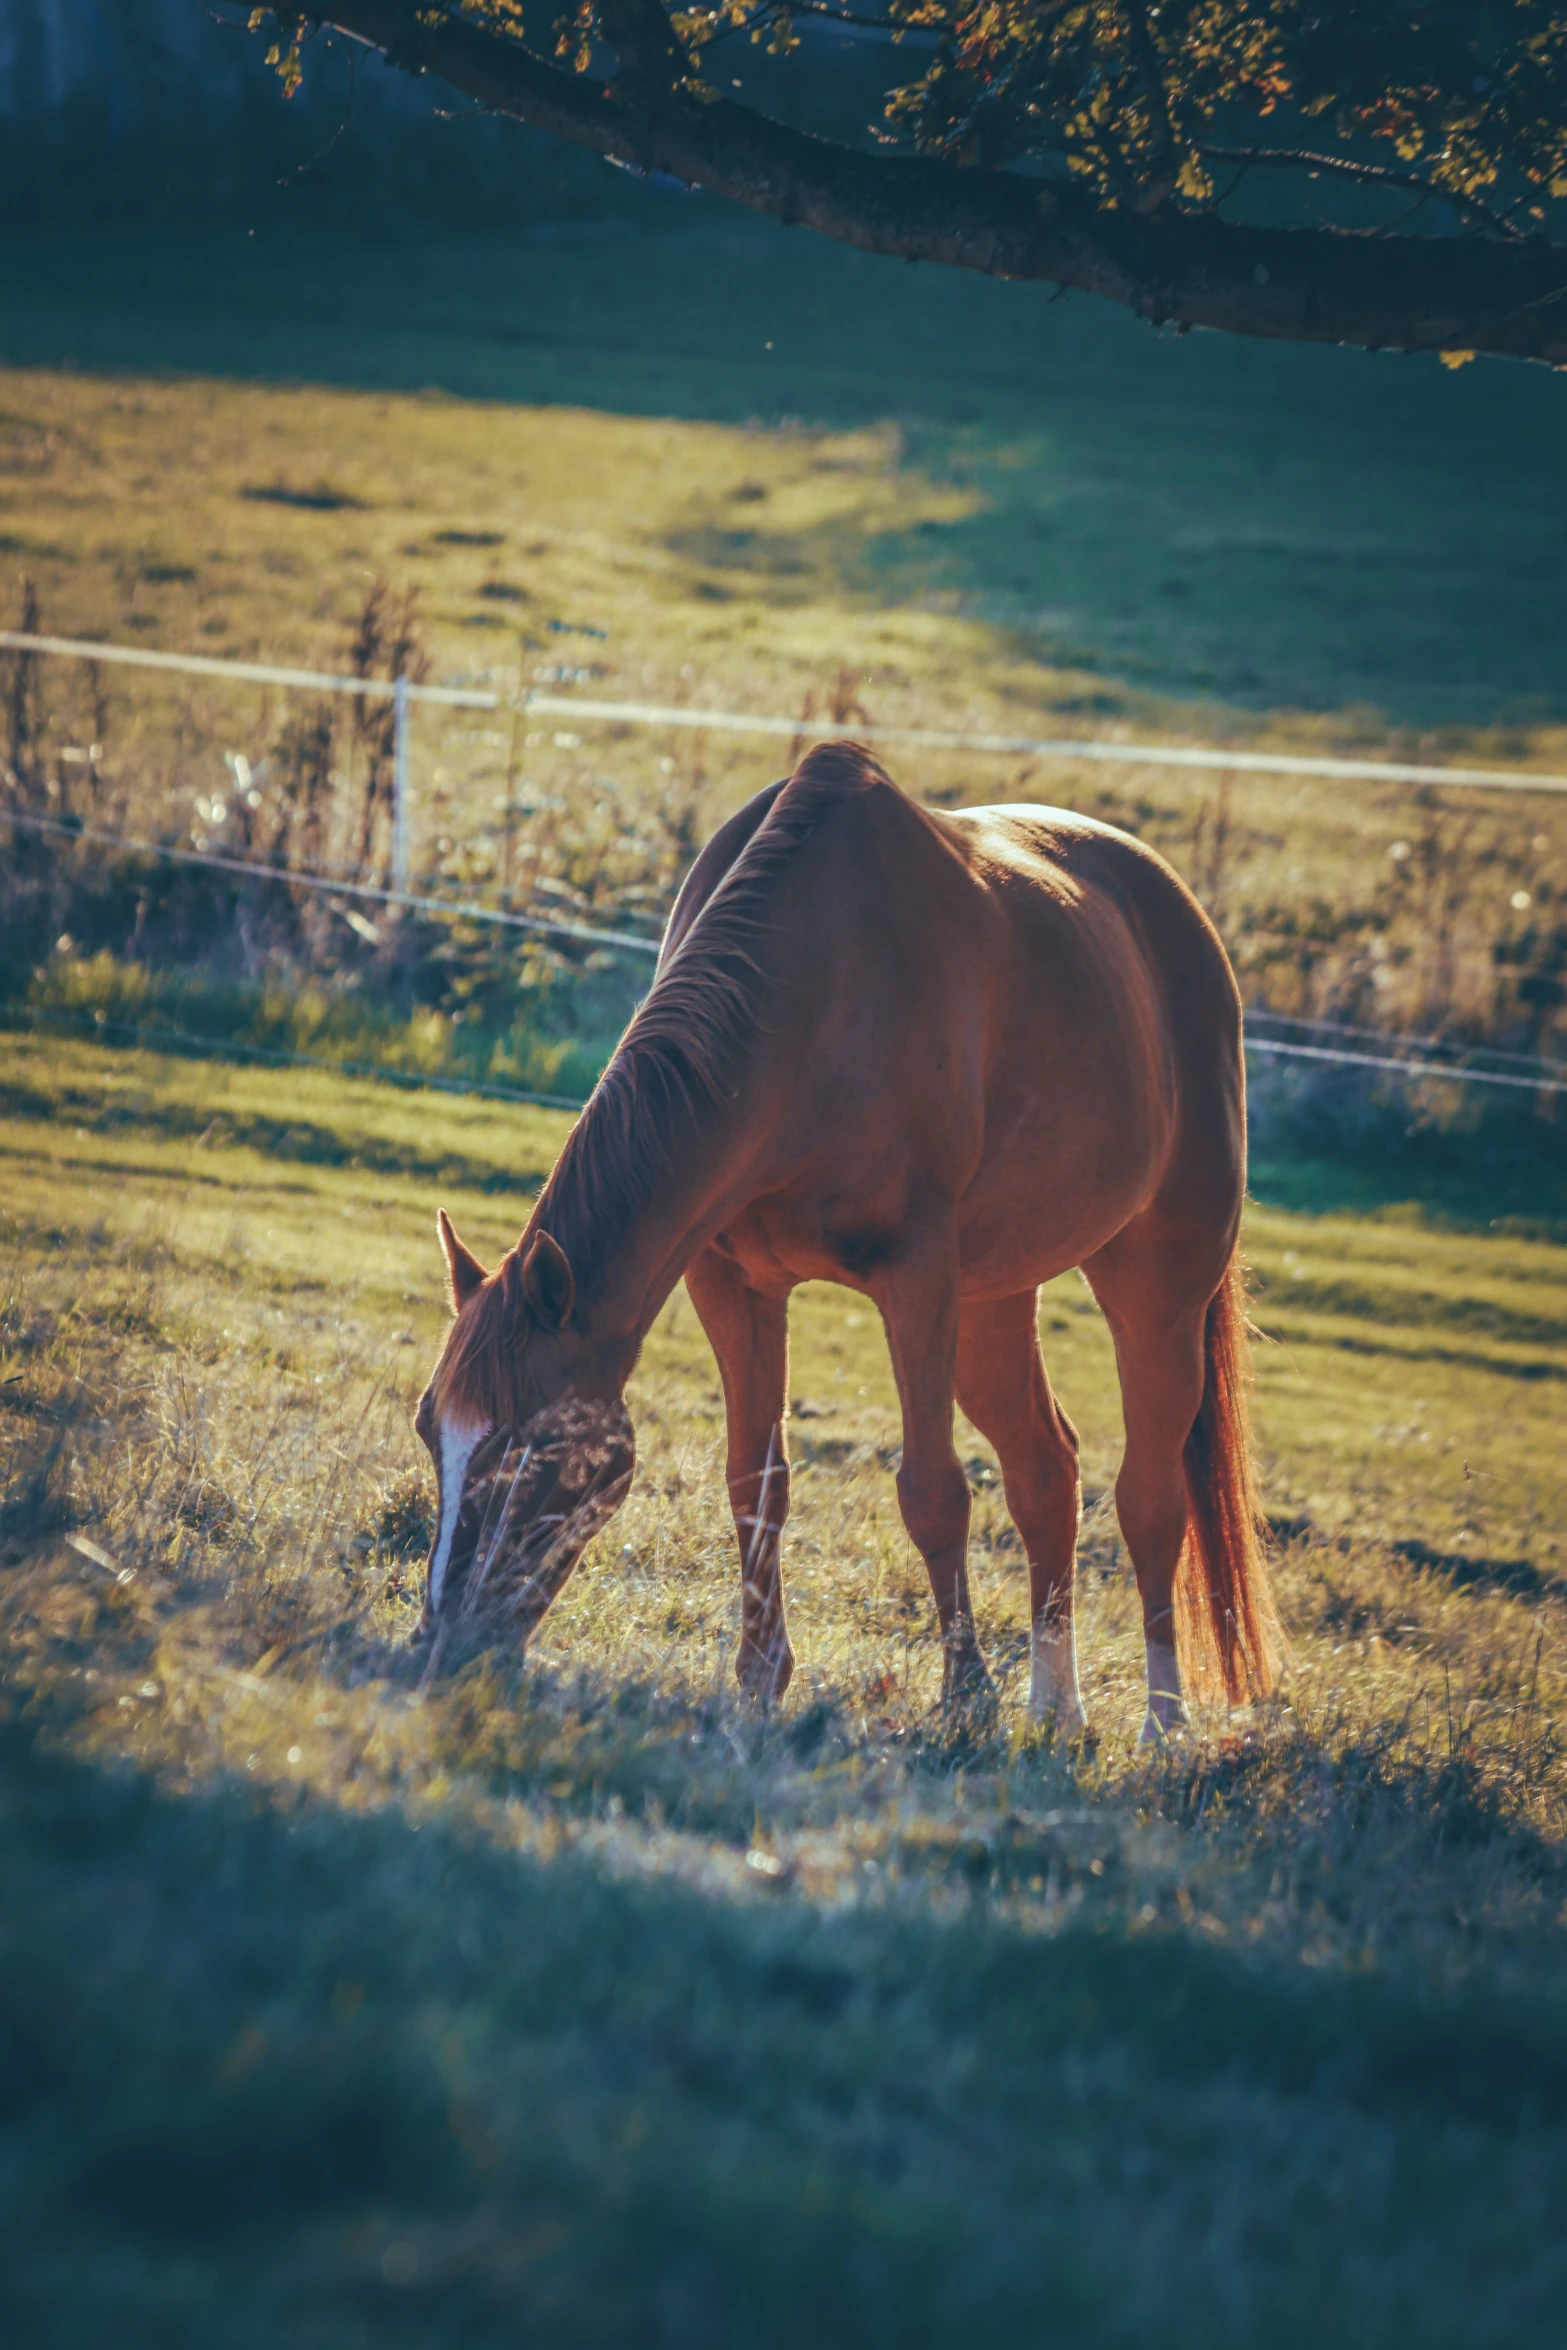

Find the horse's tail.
[{"left": 1172, "top": 1254, "right": 1283, "bottom": 1706}]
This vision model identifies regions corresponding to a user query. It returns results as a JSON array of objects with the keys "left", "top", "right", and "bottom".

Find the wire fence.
[
  {"left": 5, "top": 626, "right": 1567, "bottom": 797},
  {"left": 13, "top": 989, "right": 1564, "bottom": 1109},
  {"left": 8, "top": 805, "right": 1564, "bottom": 1100},
  {"left": 1244, "top": 1028, "right": 1567, "bottom": 1096},
  {"left": 2, "top": 808, "right": 662, "bottom": 959},
  {"left": 4, "top": 624, "right": 1566, "bottom": 1099}
]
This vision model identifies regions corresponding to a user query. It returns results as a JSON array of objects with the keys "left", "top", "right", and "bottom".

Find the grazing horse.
[{"left": 413, "top": 744, "right": 1280, "bottom": 1741}]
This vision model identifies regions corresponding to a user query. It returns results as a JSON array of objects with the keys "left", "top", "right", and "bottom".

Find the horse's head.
[{"left": 412, "top": 1209, "right": 635, "bottom": 1676}]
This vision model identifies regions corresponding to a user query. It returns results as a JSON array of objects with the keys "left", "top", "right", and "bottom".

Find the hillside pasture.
[
  {"left": 3, "top": 214, "right": 1567, "bottom": 1091},
  {"left": 4, "top": 1032, "right": 1567, "bottom": 2343},
  {"left": 4, "top": 207, "right": 1567, "bottom": 2343},
  {"left": 3, "top": 342, "right": 1566, "bottom": 1089},
  {"left": 6, "top": 216, "right": 1567, "bottom": 734}
]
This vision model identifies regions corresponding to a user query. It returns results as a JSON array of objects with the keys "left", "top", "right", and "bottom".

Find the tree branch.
[
  {"left": 310, "top": 0, "right": 1567, "bottom": 365},
  {"left": 596, "top": 0, "right": 693, "bottom": 92},
  {"left": 1200, "top": 144, "right": 1528, "bottom": 242}
]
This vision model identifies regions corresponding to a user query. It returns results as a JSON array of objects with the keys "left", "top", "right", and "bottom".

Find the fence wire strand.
[
  {"left": 5, "top": 628, "right": 1565, "bottom": 1099},
  {"left": 4, "top": 626, "right": 1567, "bottom": 795}
]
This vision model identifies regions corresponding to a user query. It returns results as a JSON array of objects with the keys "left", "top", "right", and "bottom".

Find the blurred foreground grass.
[{"left": 5, "top": 1034, "right": 1567, "bottom": 2342}]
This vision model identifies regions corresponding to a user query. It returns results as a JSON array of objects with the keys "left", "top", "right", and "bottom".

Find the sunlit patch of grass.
[
  {"left": 4, "top": 1033, "right": 1566, "bottom": 1915},
  {"left": 2, "top": 347, "right": 1565, "bottom": 1064},
  {"left": 6, "top": 1035, "right": 1567, "bottom": 2338}
]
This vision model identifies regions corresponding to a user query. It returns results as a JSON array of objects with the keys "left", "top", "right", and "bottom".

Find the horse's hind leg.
[
  {"left": 875, "top": 1218, "right": 991, "bottom": 1704},
  {"left": 956, "top": 1293, "right": 1086, "bottom": 1735},
  {"left": 1083, "top": 1241, "right": 1213, "bottom": 1742},
  {"left": 685, "top": 1247, "right": 795, "bottom": 1703}
]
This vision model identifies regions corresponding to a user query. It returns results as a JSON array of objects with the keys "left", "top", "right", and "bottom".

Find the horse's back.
[
  {"left": 797, "top": 769, "right": 1243, "bottom": 1277},
  {"left": 662, "top": 758, "right": 1244, "bottom": 1284},
  {"left": 940, "top": 800, "right": 1240, "bottom": 1038},
  {"left": 929, "top": 798, "right": 1247, "bottom": 1277}
]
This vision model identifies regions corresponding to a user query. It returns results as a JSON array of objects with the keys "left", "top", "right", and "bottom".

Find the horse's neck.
[{"left": 544, "top": 1058, "right": 747, "bottom": 1355}]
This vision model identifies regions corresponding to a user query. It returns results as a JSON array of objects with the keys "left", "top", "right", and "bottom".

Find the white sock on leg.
[
  {"left": 1140, "top": 1636, "right": 1188, "bottom": 1743},
  {"left": 1029, "top": 1613, "right": 1087, "bottom": 1734}
]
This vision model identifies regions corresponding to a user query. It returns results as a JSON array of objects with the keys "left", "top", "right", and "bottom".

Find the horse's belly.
[
  {"left": 707, "top": 1200, "right": 871, "bottom": 1295},
  {"left": 954, "top": 1098, "right": 1162, "bottom": 1297},
  {"left": 711, "top": 1104, "right": 1159, "bottom": 1303}
]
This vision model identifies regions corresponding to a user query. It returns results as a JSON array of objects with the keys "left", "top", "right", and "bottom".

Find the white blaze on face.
[{"left": 430, "top": 1416, "right": 489, "bottom": 1611}]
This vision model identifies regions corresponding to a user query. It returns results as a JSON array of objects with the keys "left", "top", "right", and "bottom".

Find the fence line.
[
  {"left": 7, "top": 628, "right": 1565, "bottom": 1100},
  {"left": 0, "top": 809, "right": 663, "bottom": 958},
  {"left": 0, "top": 628, "right": 498, "bottom": 708},
  {"left": 12, "top": 993, "right": 1566, "bottom": 1107},
  {"left": 4, "top": 1001, "right": 587, "bottom": 1113},
  {"left": 1244, "top": 1035, "right": 1567, "bottom": 1097},
  {"left": 1245, "top": 1007, "right": 1565, "bottom": 1076},
  {"left": 530, "top": 695, "right": 1567, "bottom": 798},
  {"left": 7, "top": 808, "right": 1566, "bottom": 1094},
  {"left": 5, "top": 626, "right": 1567, "bottom": 798}
]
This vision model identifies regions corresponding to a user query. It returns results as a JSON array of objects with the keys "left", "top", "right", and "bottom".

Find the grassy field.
[
  {"left": 5, "top": 250, "right": 1567, "bottom": 1073},
  {"left": 3, "top": 214, "right": 1565, "bottom": 1097},
  {"left": 3, "top": 207, "right": 1566, "bottom": 2341},
  {"left": 5, "top": 1031, "right": 1567, "bottom": 2343},
  {"left": 5, "top": 216, "right": 1567, "bottom": 735}
]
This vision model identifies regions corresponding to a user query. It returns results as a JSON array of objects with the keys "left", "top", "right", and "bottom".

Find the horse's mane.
[
  {"left": 436, "top": 742, "right": 887, "bottom": 1421},
  {"left": 548, "top": 740, "right": 886, "bottom": 1286}
]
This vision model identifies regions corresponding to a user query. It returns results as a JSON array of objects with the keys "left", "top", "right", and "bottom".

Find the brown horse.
[{"left": 413, "top": 744, "right": 1280, "bottom": 1740}]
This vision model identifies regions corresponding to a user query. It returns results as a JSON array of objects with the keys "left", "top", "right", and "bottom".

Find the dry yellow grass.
[
  {"left": 5, "top": 1029, "right": 1565, "bottom": 1881},
  {"left": 7, "top": 1034, "right": 1567, "bottom": 2340},
  {"left": 5, "top": 359, "right": 1564, "bottom": 1076}
]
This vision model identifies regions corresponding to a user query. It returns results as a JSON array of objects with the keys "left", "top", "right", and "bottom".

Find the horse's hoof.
[
  {"left": 941, "top": 1660, "right": 998, "bottom": 1726},
  {"left": 1138, "top": 1708, "right": 1191, "bottom": 1749},
  {"left": 736, "top": 1645, "right": 795, "bottom": 1707},
  {"left": 1029, "top": 1693, "right": 1092, "bottom": 1741},
  {"left": 1038, "top": 1710, "right": 1099, "bottom": 1756}
]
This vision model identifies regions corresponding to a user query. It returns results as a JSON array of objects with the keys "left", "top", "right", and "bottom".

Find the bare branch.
[{"left": 1201, "top": 144, "right": 1527, "bottom": 242}]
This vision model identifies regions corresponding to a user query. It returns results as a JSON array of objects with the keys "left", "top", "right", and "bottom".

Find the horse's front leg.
[
  {"left": 685, "top": 1248, "right": 795, "bottom": 1703},
  {"left": 875, "top": 1214, "right": 992, "bottom": 1706}
]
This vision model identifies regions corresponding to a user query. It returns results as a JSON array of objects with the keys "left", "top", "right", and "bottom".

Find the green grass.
[
  {"left": 3, "top": 211, "right": 1566, "bottom": 2339},
  {"left": 12, "top": 952, "right": 605, "bottom": 1107},
  {"left": 5, "top": 215, "right": 1567, "bottom": 732},
  {"left": 5, "top": 1035, "right": 1567, "bottom": 2343}
]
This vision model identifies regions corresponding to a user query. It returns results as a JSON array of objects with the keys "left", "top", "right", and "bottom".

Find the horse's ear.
[
  {"left": 518, "top": 1229, "right": 576, "bottom": 1331},
  {"left": 437, "top": 1208, "right": 487, "bottom": 1314}
]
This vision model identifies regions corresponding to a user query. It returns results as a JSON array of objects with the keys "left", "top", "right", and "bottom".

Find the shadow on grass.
[
  {"left": 0, "top": 1055, "right": 559, "bottom": 1200},
  {"left": 1278, "top": 1505, "right": 1566, "bottom": 1610},
  {"left": 1391, "top": 1536, "right": 1567, "bottom": 1606},
  {"left": 4, "top": 217, "right": 1567, "bottom": 724},
  {"left": 1250, "top": 1118, "right": 1567, "bottom": 1242},
  {"left": 7, "top": 1694, "right": 1567, "bottom": 2349}
]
